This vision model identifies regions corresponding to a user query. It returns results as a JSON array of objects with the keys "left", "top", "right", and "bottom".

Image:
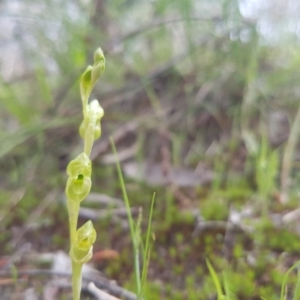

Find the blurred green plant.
[
  {"left": 111, "top": 139, "right": 156, "bottom": 299},
  {"left": 255, "top": 136, "right": 279, "bottom": 216},
  {"left": 206, "top": 255, "right": 300, "bottom": 300},
  {"left": 206, "top": 259, "right": 227, "bottom": 300},
  {"left": 280, "top": 260, "right": 300, "bottom": 300},
  {"left": 65, "top": 47, "right": 105, "bottom": 300}
]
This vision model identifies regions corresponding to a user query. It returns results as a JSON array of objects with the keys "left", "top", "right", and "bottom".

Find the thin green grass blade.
[
  {"left": 280, "top": 260, "right": 300, "bottom": 300},
  {"left": 141, "top": 192, "right": 156, "bottom": 295},
  {"left": 292, "top": 267, "right": 300, "bottom": 300},
  {"left": 110, "top": 137, "right": 141, "bottom": 296},
  {"left": 222, "top": 267, "right": 236, "bottom": 300},
  {"left": 206, "top": 259, "right": 224, "bottom": 300}
]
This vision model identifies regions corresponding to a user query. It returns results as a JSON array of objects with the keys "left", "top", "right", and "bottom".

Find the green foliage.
[
  {"left": 254, "top": 136, "right": 279, "bottom": 214},
  {"left": 111, "top": 139, "right": 156, "bottom": 299},
  {"left": 280, "top": 261, "right": 300, "bottom": 300},
  {"left": 200, "top": 197, "right": 229, "bottom": 221},
  {"left": 206, "top": 260, "right": 226, "bottom": 300}
]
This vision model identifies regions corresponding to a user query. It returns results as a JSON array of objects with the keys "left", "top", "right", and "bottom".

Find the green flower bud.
[
  {"left": 66, "top": 175, "right": 91, "bottom": 203},
  {"left": 80, "top": 66, "right": 93, "bottom": 104},
  {"left": 79, "top": 100, "right": 104, "bottom": 140},
  {"left": 80, "top": 48, "right": 105, "bottom": 105},
  {"left": 70, "top": 220, "right": 97, "bottom": 264},
  {"left": 91, "top": 48, "right": 105, "bottom": 86},
  {"left": 94, "top": 47, "right": 105, "bottom": 65},
  {"left": 89, "top": 100, "right": 104, "bottom": 140},
  {"left": 67, "top": 153, "right": 92, "bottom": 178},
  {"left": 89, "top": 99, "right": 104, "bottom": 119},
  {"left": 65, "top": 153, "right": 92, "bottom": 202}
]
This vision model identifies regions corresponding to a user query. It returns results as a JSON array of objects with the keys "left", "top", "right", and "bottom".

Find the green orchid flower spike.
[{"left": 65, "top": 47, "right": 105, "bottom": 300}]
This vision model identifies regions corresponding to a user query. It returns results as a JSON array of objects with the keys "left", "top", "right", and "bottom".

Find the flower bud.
[
  {"left": 70, "top": 220, "right": 97, "bottom": 264},
  {"left": 66, "top": 175, "right": 91, "bottom": 203},
  {"left": 67, "top": 153, "right": 92, "bottom": 178},
  {"left": 80, "top": 66, "right": 93, "bottom": 103},
  {"left": 79, "top": 100, "right": 104, "bottom": 140},
  {"left": 80, "top": 48, "right": 105, "bottom": 104},
  {"left": 94, "top": 48, "right": 105, "bottom": 65},
  {"left": 89, "top": 99, "right": 104, "bottom": 119},
  {"left": 92, "top": 48, "right": 105, "bottom": 85},
  {"left": 65, "top": 153, "right": 92, "bottom": 202}
]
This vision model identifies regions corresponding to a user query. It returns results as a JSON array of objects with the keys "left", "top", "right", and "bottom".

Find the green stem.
[
  {"left": 84, "top": 124, "right": 95, "bottom": 157},
  {"left": 72, "top": 261, "right": 83, "bottom": 300},
  {"left": 67, "top": 199, "right": 80, "bottom": 245},
  {"left": 67, "top": 199, "right": 82, "bottom": 300}
]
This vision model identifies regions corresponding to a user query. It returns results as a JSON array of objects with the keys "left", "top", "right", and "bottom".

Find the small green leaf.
[{"left": 206, "top": 259, "right": 225, "bottom": 300}]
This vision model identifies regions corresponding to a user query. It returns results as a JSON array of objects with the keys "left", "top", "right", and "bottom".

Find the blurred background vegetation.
[{"left": 1, "top": 0, "right": 300, "bottom": 299}]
